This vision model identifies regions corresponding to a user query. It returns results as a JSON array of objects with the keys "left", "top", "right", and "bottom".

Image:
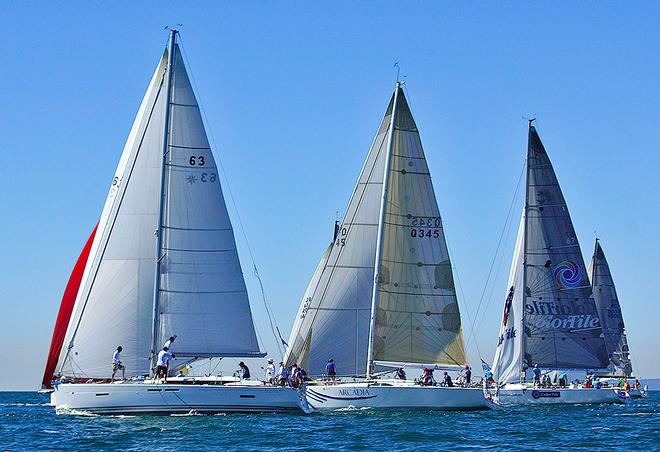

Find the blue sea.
[{"left": 1, "top": 391, "right": 659, "bottom": 450}]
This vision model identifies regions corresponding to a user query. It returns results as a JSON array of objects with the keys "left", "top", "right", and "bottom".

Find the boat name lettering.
[
  {"left": 338, "top": 388, "right": 370, "bottom": 397},
  {"left": 531, "top": 390, "right": 561, "bottom": 399}
]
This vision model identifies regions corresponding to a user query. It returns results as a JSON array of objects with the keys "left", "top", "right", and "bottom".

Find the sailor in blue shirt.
[
  {"left": 325, "top": 358, "right": 336, "bottom": 381},
  {"left": 532, "top": 364, "right": 541, "bottom": 387}
]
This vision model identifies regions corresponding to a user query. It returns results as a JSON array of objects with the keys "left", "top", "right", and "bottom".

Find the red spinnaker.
[{"left": 41, "top": 224, "right": 98, "bottom": 389}]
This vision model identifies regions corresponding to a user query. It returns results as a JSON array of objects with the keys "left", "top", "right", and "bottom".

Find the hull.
[
  {"left": 496, "top": 384, "right": 627, "bottom": 405},
  {"left": 302, "top": 381, "right": 488, "bottom": 411},
  {"left": 51, "top": 382, "right": 303, "bottom": 414}
]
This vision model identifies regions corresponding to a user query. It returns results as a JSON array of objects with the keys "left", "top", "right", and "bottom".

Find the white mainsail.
[
  {"left": 56, "top": 32, "right": 261, "bottom": 379},
  {"left": 285, "top": 84, "right": 467, "bottom": 376},
  {"left": 491, "top": 123, "right": 609, "bottom": 384},
  {"left": 589, "top": 240, "right": 633, "bottom": 376}
]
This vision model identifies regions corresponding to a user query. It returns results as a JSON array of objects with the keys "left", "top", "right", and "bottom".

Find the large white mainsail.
[
  {"left": 285, "top": 84, "right": 467, "bottom": 376},
  {"left": 589, "top": 239, "right": 633, "bottom": 376},
  {"left": 492, "top": 123, "right": 609, "bottom": 384},
  {"left": 56, "top": 32, "right": 261, "bottom": 380}
]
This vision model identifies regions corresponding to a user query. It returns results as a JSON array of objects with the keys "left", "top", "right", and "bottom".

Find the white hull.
[
  {"left": 495, "top": 384, "right": 627, "bottom": 405},
  {"left": 302, "top": 381, "right": 488, "bottom": 411},
  {"left": 51, "top": 382, "right": 303, "bottom": 414}
]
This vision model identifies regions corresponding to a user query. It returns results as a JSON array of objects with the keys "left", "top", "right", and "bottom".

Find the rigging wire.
[
  {"left": 177, "top": 36, "right": 284, "bottom": 360},
  {"left": 464, "top": 159, "right": 526, "bottom": 356}
]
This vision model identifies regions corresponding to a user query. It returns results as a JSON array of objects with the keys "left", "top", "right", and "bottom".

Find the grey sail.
[
  {"left": 372, "top": 88, "right": 466, "bottom": 369},
  {"left": 589, "top": 240, "right": 633, "bottom": 376},
  {"left": 521, "top": 125, "right": 608, "bottom": 371}
]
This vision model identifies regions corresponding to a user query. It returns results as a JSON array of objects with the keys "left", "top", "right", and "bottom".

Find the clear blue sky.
[{"left": 1, "top": 2, "right": 658, "bottom": 390}]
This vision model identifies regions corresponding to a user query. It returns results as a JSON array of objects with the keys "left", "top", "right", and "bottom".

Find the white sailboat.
[
  {"left": 589, "top": 239, "right": 647, "bottom": 398},
  {"left": 42, "top": 30, "right": 303, "bottom": 414},
  {"left": 489, "top": 122, "right": 627, "bottom": 405},
  {"left": 285, "top": 83, "right": 487, "bottom": 411}
]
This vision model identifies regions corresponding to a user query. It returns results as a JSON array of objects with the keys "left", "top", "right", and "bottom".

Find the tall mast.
[
  {"left": 365, "top": 82, "right": 400, "bottom": 378},
  {"left": 520, "top": 118, "right": 534, "bottom": 382},
  {"left": 150, "top": 29, "right": 177, "bottom": 369}
]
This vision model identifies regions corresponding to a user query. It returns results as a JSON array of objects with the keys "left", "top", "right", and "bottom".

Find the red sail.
[{"left": 41, "top": 224, "right": 98, "bottom": 388}]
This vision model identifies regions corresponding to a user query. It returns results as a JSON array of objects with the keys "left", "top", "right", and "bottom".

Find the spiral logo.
[{"left": 553, "top": 261, "right": 583, "bottom": 288}]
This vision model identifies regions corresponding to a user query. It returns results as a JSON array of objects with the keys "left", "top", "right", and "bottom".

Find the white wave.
[{"left": 333, "top": 405, "right": 372, "bottom": 412}]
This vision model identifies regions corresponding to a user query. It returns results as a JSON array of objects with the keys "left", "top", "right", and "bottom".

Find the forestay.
[
  {"left": 56, "top": 35, "right": 261, "bottom": 379},
  {"left": 517, "top": 125, "right": 608, "bottom": 373},
  {"left": 589, "top": 240, "right": 632, "bottom": 376}
]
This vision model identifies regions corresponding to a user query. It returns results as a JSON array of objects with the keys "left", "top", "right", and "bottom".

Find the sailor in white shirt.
[
  {"left": 111, "top": 346, "right": 125, "bottom": 382},
  {"left": 156, "top": 347, "right": 174, "bottom": 382},
  {"left": 265, "top": 358, "right": 276, "bottom": 384},
  {"left": 163, "top": 335, "right": 177, "bottom": 351}
]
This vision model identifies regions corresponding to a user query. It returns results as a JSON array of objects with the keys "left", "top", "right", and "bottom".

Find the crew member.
[
  {"left": 265, "top": 358, "right": 276, "bottom": 384},
  {"left": 325, "top": 358, "right": 336, "bottom": 382},
  {"left": 156, "top": 347, "right": 173, "bottom": 382},
  {"left": 238, "top": 361, "right": 251, "bottom": 380},
  {"left": 532, "top": 364, "right": 541, "bottom": 387},
  {"left": 443, "top": 371, "right": 453, "bottom": 387},
  {"left": 111, "top": 346, "right": 125, "bottom": 382}
]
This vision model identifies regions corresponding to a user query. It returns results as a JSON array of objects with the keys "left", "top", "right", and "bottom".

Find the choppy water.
[{"left": 1, "top": 391, "right": 659, "bottom": 450}]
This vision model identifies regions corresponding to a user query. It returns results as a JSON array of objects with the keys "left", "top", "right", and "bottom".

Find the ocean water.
[{"left": 1, "top": 391, "right": 659, "bottom": 451}]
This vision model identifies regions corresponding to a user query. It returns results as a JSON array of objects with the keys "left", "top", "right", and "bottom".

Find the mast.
[
  {"left": 520, "top": 118, "right": 534, "bottom": 382},
  {"left": 150, "top": 29, "right": 177, "bottom": 369},
  {"left": 366, "top": 82, "right": 400, "bottom": 378}
]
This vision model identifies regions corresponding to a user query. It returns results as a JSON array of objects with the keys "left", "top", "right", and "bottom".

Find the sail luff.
[
  {"left": 366, "top": 82, "right": 400, "bottom": 377},
  {"left": 150, "top": 29, "right": 177, "bottom": 368}
]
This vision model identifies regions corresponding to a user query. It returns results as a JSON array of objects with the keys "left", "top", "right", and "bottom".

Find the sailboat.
[
  {"left": 284, "top": 82, "right": 487, "bottom": 411},
  {"left": 589, "top": 239, "right": 647, "bottom": 398},
  {"left": 42, "top": 30, "right": 303, "bottom": 414},
  {"left": 490, "top": 122, "right": 627, "bottom": 405}
]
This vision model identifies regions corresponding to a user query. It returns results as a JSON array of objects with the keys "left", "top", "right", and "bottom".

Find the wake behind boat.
[
  {"left": 42, "top": 30, "right": 302, "bottom": 414},
  {"left": 489, "top": 122, "right": 627, "bottom": 405},
  {"left": 285, "top": 82, "right": 489, "bottom": 411}
]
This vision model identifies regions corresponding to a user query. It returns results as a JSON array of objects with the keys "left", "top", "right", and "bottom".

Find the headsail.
[
  {"left": 54, "top": 33, "right": 261, "bottom": 380},
  {"left": 497, "top": 124, "right": 609, "bottom": 378},
  {"left": 284, "top": 85, "right": 467, "bottom": 376},
  {"left": 589, "top": 240, "right": 632, "bottom": 376},
  {"left": 283, "top": 91, "right": 393, "bottom": 377},
  {"left": 492, "top": 212, "right": 525, "bottom": 384}
]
